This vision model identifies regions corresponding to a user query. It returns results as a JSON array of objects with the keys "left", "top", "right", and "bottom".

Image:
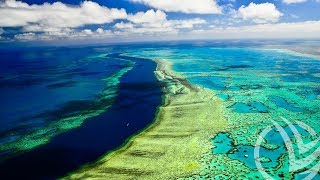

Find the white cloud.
[
  {"left": 0, "top": 0, "right": 127, "bottom": 30},
  {"left": 115, "top": 24, "right": 177, "bottom": 35},
  {"left": 114, "top": 10, "right": 206, "bottom": 35},
  {"left": 127, "top": 9, "right": 167, "bottom": 24},
  {"left": 114, "top": 22, "right": 135, "bottom": 29},
  {"left": 127, "top": 9, "right": 171, "bottom": 29},
  {"left": 122, "top": 10, "right": 176, "bottom": 34},
  {"left": 189, "top": 21, "right": 320, "bottom": 39},
  {"left": 236, "top": 3, "right": 283, "bottom": 23},
  {"left": 3, "top": 0, "right": 318, "bottom": 42},
  {"left": 11, "top": 21, "right": 320, "bottom": 41},
  {"left": 127, "top": 10, "right": 206, "bottom": 28},
  {"left": 171, "top": 18, "right": 207, "bottom": 29},
  {"left": 0, "top": 1, "right": 207, "bottom": 41},
  {"left": 1, "top": 3, "right": 206, "bottom": 41},
  {"left": 14, "top": 32, "right": 37, "bottom": 41},
  {"left": 283, "top": 0, "right": 307, "bottom": 4},
  {"left": 128, "top": 0, "right": 222, "bottom": 14},
  {"left": 14, "top": 28, "right": 114, "bottom": 41}
]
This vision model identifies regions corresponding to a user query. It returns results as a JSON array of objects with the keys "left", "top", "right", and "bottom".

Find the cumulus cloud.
[
  {"left": 283, "top": 0, "right": 307, "bottom": 4},
  {"left": 10, "top": 8, "right": 206, "bottom": 41},
  {"left": 0, "top": 1, "right": 207, "bottom": 41},
  {"left": 2, "top": 0, "right": 318, "bottom": 42},
  {"left": 128, "top": 9, "right": 167, "bottom": 24},
  {"left": 11, "top": 20, "right": 320, "bottom": 41},
  {"left": 115, "top": 10, "right": 206, "bottom": 35},
  {"left": 114, "top": 22, "right": 135, "bottom": 29},
  {"left": 127, "top": 10, "right": 206, "bottom": 28},
  {"left": 0, "top": 0, "right": 127, "bottom": 31},
  {"left": 236, "top": 3, "right": 283, "bottom": 23},
  {"left": 128, "top": 0, "right": 222, "bottom": 14}
]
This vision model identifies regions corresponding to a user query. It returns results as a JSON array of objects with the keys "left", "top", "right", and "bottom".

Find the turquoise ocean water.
[
  {"left": 0, "top": 42, "right": 319, "bottom": 179},
  {"left": 129, "top": 46, "right": 320, "bottom": 179}
]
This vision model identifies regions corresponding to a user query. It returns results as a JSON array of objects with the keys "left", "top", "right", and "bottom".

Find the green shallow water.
[{"left": 127, "top": 47, "right": 320, "bottom": 179}]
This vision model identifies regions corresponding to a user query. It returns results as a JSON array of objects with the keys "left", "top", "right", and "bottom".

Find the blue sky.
[
  {"left": 0, "top": 0, "right": 320, "bottom": 42},
  {"left": 20, "top": 0, "right": 320, "bottom": 20}
]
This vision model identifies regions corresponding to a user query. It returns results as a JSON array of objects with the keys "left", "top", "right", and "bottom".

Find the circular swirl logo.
[{"left": 254, "top": 117, "right": 319, "bottom": 179}]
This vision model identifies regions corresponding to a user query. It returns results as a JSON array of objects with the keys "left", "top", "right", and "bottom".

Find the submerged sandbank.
[{"left": 64, "top": 58, "right": 227, "bottom": 179}]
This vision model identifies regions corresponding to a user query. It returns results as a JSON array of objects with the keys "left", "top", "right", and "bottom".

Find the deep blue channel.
[{"left": 0, "top": 53, "right": 162, "bottom": 179}]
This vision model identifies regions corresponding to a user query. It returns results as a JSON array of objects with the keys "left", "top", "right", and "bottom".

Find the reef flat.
[
  {"left": 127, "top": 47, "right": 320, "bottom": 179},
  {"left": 64, "top": 58, "right": 227, "bottom": 179}
]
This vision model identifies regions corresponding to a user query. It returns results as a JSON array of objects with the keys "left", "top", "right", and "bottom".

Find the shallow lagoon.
[{"left": 130, "top": 46, "right": 320, "bottom": 179}]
